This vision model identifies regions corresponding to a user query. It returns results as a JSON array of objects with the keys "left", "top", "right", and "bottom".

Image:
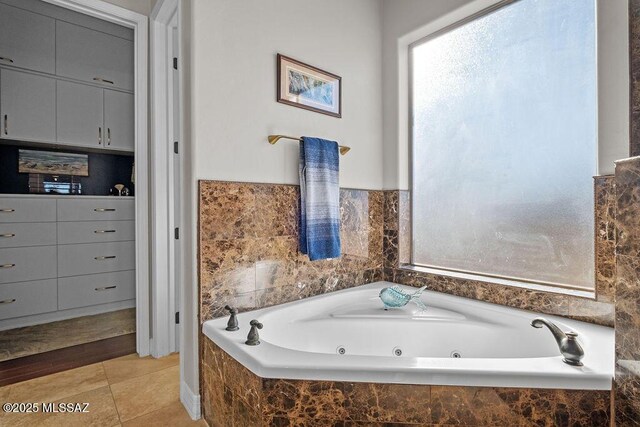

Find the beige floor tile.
[
  {"left": 103, "top": 353, "right": 179, "bottom": 385},
  {"left": 5, "top": 363, "right": 108, "bottom": 403},
  {"left": 1, "top": 385, "right": 119, "bottom": 427},
  {"left": 121, "top": 401, "right": 206, "bottom": 427},
  {"left": 110, "top": 365, "right": 180, "bottom": 422}
]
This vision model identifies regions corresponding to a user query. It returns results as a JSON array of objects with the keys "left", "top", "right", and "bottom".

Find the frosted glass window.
[{"left": 410, "top": 0, "right": 596, "bottom": 289}]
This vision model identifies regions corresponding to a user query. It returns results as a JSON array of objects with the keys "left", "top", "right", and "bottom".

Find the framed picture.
[
  {"left": 277, "top": 54, "right": 341, "bottom": 118},
  {"left": 18, "top": 149, "right": 89, "bottom": 177}
]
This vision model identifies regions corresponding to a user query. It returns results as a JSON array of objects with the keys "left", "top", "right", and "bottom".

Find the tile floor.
[{"left": 0, "top": 352, "right": 206, "bottom": 426}]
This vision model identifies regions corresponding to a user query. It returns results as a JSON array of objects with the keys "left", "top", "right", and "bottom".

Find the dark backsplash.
[{"left": 0, "top": 143, "right": 134, "bottom": 196}]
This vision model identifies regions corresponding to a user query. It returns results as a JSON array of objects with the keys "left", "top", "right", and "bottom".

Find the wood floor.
[{"left": 0, "top": 333, "right": 136, "bottom": 387}]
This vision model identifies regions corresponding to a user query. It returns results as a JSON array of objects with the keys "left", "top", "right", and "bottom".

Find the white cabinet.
[
  {"left": 56, "top": 21, "right": 134, "bottom": 92},
  {"left": 56, "top": 80, "right": 104, "bottom": 149},
  {"left": 0, "top": 3, "right": 55, "bottom": 74},
  {"left": 0, "top": 196, "right": 136, "bottom": 325},
  {"left": 0, "top": 69, "right": 56, "bottom": 143},
  {"left": 104, "top": 90, "right": 134, "bottom": 151}
]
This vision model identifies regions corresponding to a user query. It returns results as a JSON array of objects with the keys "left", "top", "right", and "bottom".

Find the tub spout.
[{"left": 531, "top": 317, "right": 584, "bottom": 366}]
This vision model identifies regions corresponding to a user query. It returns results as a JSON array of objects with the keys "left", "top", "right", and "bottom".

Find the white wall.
[
  {"left": 191, "top": 0, "right": 384, "bottom": 190},
  {"left": 381, "top": 0, "right": 629, "bottom": 189}
]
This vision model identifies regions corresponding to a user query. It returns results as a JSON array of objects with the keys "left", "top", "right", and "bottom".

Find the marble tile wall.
[
  {"left": 198, "top": 181, "right": 384, "bottom": 323},
  {"left": 614, "top": 157, "right": 640, "bottom": 426},
  {"left": 381, "top": 176, "right": 617, "bottom": 327},
  {"left": 202, "top": 337, "right": 611, "bottom": 427}
]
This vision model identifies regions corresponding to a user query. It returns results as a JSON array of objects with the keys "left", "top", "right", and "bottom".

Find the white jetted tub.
[{"left": 202, "top": 282, "right": 614, "bottom": 390}]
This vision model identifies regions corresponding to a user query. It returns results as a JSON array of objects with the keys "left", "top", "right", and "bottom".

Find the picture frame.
[
  {"left": 18, "top": 149, "right": 89, "bottom": 177},
  {"left": 277, "top": 54, "right": 342, "bottom": 118}
]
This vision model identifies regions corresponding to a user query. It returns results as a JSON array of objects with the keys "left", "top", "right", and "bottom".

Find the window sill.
[{"left": 398, "top": 264, "right": 597, "bottom": 300}]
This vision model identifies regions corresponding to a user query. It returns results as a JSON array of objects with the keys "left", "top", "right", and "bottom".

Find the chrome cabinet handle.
[
  {"left": 93, "top": 77, "right": 114, "bottom": 85},
  {"left": 0, "top": 298, "right": 16, "bottom": 304},
  {"left": 1, "top": 264, "right": 15, "bottom": 269},
  {"left": 107, "top": 128, "right": 111, "bottom": 146},
  {"left": 98, "top": 127, "right": 102, "bottom": 145},
  {"left": 0, "top": 56, "right": 14, "bottom": 64},
  {"left": 0, "top": 209, "right": 14, "bottom": 212},
  {"left": 3, "top": 114, "right": 7, "bottom": 135},
  {"left": 0, "top": 234, "right": 15, "bottom": 238},
  {"left": 94, "top": 230, "right": 116, "bottom": 234},
  {"left": 95, "top": 285, "right": 117, "bottom": 291},
  {"left": 94, "top": 208, "right": 115, "bottom": 212},
  {"left": 94, "top": 255, "right": 116, "bottom": 260}
]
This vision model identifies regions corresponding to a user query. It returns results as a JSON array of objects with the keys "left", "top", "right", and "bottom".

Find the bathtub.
[{"left": 202, "top": 282, "right": 614, "bottom": 390}]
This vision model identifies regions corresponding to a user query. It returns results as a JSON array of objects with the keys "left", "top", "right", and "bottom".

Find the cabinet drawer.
[
  {"left": 0, "top": 223, "right": 56, "bottom": 248},
  {"left": 57, "top": 221, "right": 134, "bottom": 245},
  {"left": 58, "top": 241, "right": 135, "bottom": 277},
  {"left": 58, "top": 270, "right": 135, "bottom": 310},
  {"left": 0, "top": 279, "right": 57, "bottom": 320},
  {"left": 0, "top": 246, "right": 57, "bottom": 284},
  {"left": 57, "top": 199, "right": 134, "bottom": 222},
  {"left": 0, "top": 198, "right": 56, "bottom": 223}
]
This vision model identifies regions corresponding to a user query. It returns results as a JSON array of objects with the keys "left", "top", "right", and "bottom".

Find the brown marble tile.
[
  {"left": 383, "top": 191, "right": 399, "bottom": 232},
  {"left": 342, "top": 382, "right": 430, "bottom": 424},
  {"left": 224, "top": 349, "right": 262, "bottom": 409},
  {"left": 431, "top": 386, "right": 521, "bottom": 426},
  {"left": 594, "top": 175, "right": 616, "bottom": 303},
  {"left": 233, "top": 395, "right": 263, "bottom": 427},
  {"left": 616, "top": 254, "right": 640, "bottom": 362},
  {"left": 199, "top": 181, "right": 256, "bottom": 240},
  {"left": 199, "top": 182, "right": 385, "bottom": 323},
  {"left": 616, "top": 158, "right": 640, "bottom": 258},
  {"left": 615, "top": 364, "right": 640, "bottom": 427},
  {"left": 253, "top": 184, "right": 299, "bottom": 238},
  {"left": 262, "top": 379, "right": 348, "bottom": 421},
  {"left": 517, "top": 388, "right": 611, "bottom": 427},
  {"left": 383, "top": 230, "right": 398, "bottom": 269}
]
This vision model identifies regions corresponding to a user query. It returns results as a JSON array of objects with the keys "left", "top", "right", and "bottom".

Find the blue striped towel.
[{"left": 299, "top": 137, "right": 341, "bottom": 261}]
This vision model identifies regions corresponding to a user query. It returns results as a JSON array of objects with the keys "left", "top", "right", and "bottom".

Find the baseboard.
[{"left": 180, "top": 380, "right": 201, "bottom": 420}]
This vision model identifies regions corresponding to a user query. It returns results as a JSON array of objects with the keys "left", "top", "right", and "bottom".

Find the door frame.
[
  {"left": 149, "top": 0, "right": 180, "bottom": 359},
  {"left": 42, "top": 0, "right": 151, "bottom": 356},
  {"left": 150, "top": 0, "right": 198, "bottom": 419}
]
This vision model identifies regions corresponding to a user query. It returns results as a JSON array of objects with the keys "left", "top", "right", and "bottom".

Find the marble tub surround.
[
  {"left": 198, "top": 181, "right": 384, "bottom": 322},
  {"left": 0, "top": 308, "right": 136, "bottom": 362},
  {"left": 381, "top": 176, "right": 617, "bottom": 327},
  {"left": 202, "top": 337, "right": 611, "bottom": 427},
  {"left": 614, "top": 157, "right": 640, "bottom": 426}
]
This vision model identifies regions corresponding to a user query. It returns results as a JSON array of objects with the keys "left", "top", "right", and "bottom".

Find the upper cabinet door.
[
  {"left": 0, "top": 4, "right": 55, "bottom": 74},
  {"left": 0, "top": 69, "right": 56, "bottom": 143},
  {"left": 56, "top": 21, "right": 134, "bottom": 92},
  {"left": 104, "top": 90, "right": 134, "bottom": 152},
  {"left": 57, "top": 80, "right": 104, "bottom": 148}
]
